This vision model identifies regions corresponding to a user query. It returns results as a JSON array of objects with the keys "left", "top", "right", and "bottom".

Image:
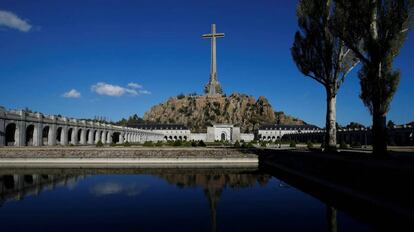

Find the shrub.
[
  {"left": 110, "top": 142, "right": 116, "bottom": 147},
  {"left": 260, "top": 141, "right": 267, "bottom": 147},
  {"left": 143, "top": 141, "right": 154, "bottom": 147},
  {"left": 123, "top": 141, "right": 131, "bottom": 147},
  {"left": 307, "top": 141, "right": 313, "bottom": 149},
  {"left": 351, "top": 141, "right": 362, "bottom": 148},
  {"left": 198, "top": 140, "right": 206, "bottom": 147},
  {"left": 173, "top": 140, "right": 182, "bottom": 147},
  {"left": 191, "top": 141, "right": 198, "bottom": 147},
  {"left": 155, "top": 141, "right": 164, "bottom": 147},
  {"left": 96, "top": 140, "right": 104, "bottom": 147},
  {"left": 247, "top": 142, "right": 255, "bottom": 148},
  {"left": 339, "top": 142, "right": 348, "bottom": 149},
  {"left": 234, "top": 141, "right": 240, "bottom": 148},
  {"left": 289, "top": 141, "right": 296, "bottom": 148}
]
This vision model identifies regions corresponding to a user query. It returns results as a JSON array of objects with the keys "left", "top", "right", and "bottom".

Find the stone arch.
[
  {"left": 77, "top": 129, "right": 82, "bottom": 144},
  {"left": 221, "top": 132, "right": 226, "bottom": 141},
  {"left": 42, "top": 126, "right": 50, "bottom": 146},
  {"left": 113, "top": 132, "right": 120, "bottom": 144},
  {"left": 86, "top": 129, "right": 92, "bottom": 144},
  {"left": 164, "top": 136, "right": 168, "bottom": 141},
  {"left": 169, "top": 136, "right": 173, "bottom": 140},
  {"left": 67, "top": 128, "right": 74, "bottom": 144},
  {"left": 26, "top": 124, "right": 35, "bottom": 146},
  {"left": 179, "top": 136, "right": 183, "bottom": 140},
  {"left": 174, "top": 136, "right": 177, "bottom": 140},
  {"left": 56, "top": 127, "right": 63, "bottom": 145},
  {"left": 5, "top": 123, "right": 18, "bottom": 146},
  {"left": 184, "top": 136, "right": 188, "bottom": 141}
]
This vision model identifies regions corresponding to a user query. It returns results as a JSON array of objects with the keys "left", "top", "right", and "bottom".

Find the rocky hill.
[{"left": 143, "top": 93, "right": 306, "bottom": 133}]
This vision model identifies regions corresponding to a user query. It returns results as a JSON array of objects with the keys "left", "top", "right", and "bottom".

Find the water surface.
[{"left": 0, "top": 167, "right": 374, "bottom": 231}]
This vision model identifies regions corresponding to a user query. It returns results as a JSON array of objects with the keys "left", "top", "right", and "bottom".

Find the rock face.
[{"left": 144, "top": 93, "right": 306, "bottom": 133}]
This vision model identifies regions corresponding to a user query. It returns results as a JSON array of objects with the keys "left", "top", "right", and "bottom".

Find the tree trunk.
[
  {"left": 372, "top": 111, "right": 388, "bottom": 155},
  {"left": 325, "top": 88, "right": 337, "bottom": 152}
]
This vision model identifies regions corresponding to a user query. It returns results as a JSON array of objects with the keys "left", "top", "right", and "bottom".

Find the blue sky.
[{"left": 0, "top": 0, "right": 413, "bottom": 127}]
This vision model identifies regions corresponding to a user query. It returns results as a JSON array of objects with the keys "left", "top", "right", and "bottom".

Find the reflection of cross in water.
[{"left": 204, "top": 187, "right": 223, "bottom": 232}]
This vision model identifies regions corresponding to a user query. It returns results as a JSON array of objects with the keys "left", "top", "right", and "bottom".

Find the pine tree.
[
  {"left": 332, "top": 0, "right": 413, "bottom": 154},
  {"left": 291, "top": 0, "right": 359, "bottom": 152}
]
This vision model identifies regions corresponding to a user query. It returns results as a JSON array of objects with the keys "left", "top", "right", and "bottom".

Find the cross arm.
[{"left": 202, "top": 33, "right": 225, "bottom": 38}]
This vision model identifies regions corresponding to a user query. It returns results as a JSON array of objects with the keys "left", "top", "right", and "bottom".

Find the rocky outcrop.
[{"left": 143, "top": 93, "right": 306, "bottom": 133}]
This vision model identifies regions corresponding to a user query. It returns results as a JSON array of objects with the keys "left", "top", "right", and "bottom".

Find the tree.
[
  {"left": 345, "top": 122, "right": 366, "bottom": 129},
  {"left": 332, "top": 0, "right": 413, "bottom": 154},
  {"left": 291, "top": 0, "right": 359, "bottom": 152},
  {"left": 387, "top": 120, "right": 396, "bottom": 128}
]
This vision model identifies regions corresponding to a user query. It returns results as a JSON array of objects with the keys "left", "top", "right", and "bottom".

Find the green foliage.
[
  {"left": 198, "top": 140, "right": 206, "bottom": 147},
  {"left": 155, "top": 141, "right": 164, "bottom": 147},
  {"left": 289, "top": 141, "right": 296, "bottom": 148},
  {"left": 96, "top": 140, "right": 104, "bottom": 147},
  {"left": 123, "top": 141, "right": 131, "bottom": 147},
  {"left": 191, "top": 141, "right": 198, "bottom": 147},
  {"left": 339, "top": 141, "right": 348, "bottom": 149},
  {"left": 307, "top": 140, "right": 314, "bottom": 149},
  {"left": 116, "top": 114, "right": 145, "bottom": 126},
  {"left": 332, "top": 0, "right": 413, "bottom": 153},
  {"left": 345, "top": 122, "right": 366, "bottom": 129},
  {"left": 351, "top": 141, "right": 362, "bottom": 148},
  {"left": 260, "top": 141, "right": 268, "bottom": 147},
  {"left": 173, "top": 140, "right": 182, "bottom": 147},
  {"left": 143, "top": 141, "right": 154, "bottom": 147},
  {"left": 234, "top": 140, "right": 241, "bottom": 148},
  {"left": 387, "top": 120, "right": 396, "bottom": 128},
  {"left": 110, "top": 142, "right": 116, "bottom": 147},
  {"left": 292, "top": 0, "right": 358, "bottom": 151}
]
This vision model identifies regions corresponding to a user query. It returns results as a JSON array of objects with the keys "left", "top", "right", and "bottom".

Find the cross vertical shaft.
[{"left": 202, "top": 24, "right": 225, "bottom": 95}]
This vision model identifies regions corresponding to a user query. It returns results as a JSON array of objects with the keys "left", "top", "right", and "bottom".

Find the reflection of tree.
[{"left": 326, "top": 206, "right": 337, "bottom": 232}]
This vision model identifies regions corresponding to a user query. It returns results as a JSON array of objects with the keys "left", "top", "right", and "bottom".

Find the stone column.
[
  {"left": 95, "top": 130, "right": 101, "bottom": 143},
  {"left": 107, "top": 131, "right": 113, "bottom": 144},
  {"left": 48, "top": 124, "right": 56, "bottom": 146},
  {"left": 32, "top": 123, "right": 41, "bottom": 146},
  {"left": 0, "top": 108, "right": 5, "bottom": 146},
  {"left": 17, "top": 120, "right": 25, "bottom": 146},
  {"left": 101, "top": 131, "right": 107, "bottom": 144},
  {"left": 88, "top": 130, "right": 94, "bottom": 144},
  {"left": 71, "top": 127, "right": 78, "bottom": 145},
  {"left": 80, "top": 128, "right": 87, "bottom": 145},
  {"left": 61, "top": 126, "right": 68, "bottom": 146},
  {"left": 118, "top": 133, "right": 124, "bottom": 144}
]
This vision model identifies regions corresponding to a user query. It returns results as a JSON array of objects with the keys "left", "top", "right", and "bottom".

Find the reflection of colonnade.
[
  {"left": 0, "top": 106, "right": 163, "bottom": 146},
  {"left": 0, "top": 174, "right": 83, "bottom": 206}
]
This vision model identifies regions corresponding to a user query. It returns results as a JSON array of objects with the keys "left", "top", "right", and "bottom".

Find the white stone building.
[
  {"left": 133, "top": 124, "right": 191, "bottom": 141},
  {"left": 134, "top": 123, "right": 254, "bottom": 143},
  {"left": 257, "top": 124, "right": 321, "bottom": 141}
]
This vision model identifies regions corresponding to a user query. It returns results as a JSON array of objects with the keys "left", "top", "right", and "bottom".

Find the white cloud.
[
  {"left": 90, "top": 182, "right": 148, "bottom": 197},
  {"left": 127, "top": 82, "right": 142, "bottom": 89},
  {"left": 91, "top": 82, "right": 150, "bottom": 97},
  {"left": 139, "top": 90, "right": 151, "bottom": 95},
  {"left": 62, "top": 89, "right": 81, "bottom": 98},
  {"left": 0, "top": 10, "right": 32, "bottom": 32}
]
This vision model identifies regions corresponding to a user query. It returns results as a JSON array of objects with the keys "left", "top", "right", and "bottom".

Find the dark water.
[{"left": 0, "top": 167, "right": 380, "bottom": 232}]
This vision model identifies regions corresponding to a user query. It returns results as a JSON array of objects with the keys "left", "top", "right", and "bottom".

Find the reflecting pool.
[{"left": 0, "top": 167, "right": 382, "bottom": 231}]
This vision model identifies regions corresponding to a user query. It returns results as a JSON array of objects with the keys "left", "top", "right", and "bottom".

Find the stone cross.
[{"left": 202, "top": 24, "right": 225, "bottom": 95}]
